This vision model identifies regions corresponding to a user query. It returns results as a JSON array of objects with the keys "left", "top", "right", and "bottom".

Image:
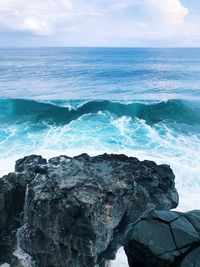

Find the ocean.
[{"left": 0, "top": 47, "right": 200, "bottom": 266}]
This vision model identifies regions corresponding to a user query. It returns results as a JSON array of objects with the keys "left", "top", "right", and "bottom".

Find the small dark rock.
[{"left": 124, "top": 210, "right": 200, "bottom": 267}]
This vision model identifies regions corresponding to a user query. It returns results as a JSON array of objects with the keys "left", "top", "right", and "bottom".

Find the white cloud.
[
  {"left": 0, "top": 0, "right": 190, "bottom": 36},
  {"left": 0, "top": 0, "right": 198, "bottom": 46},
  {"left": 143, "top": 0, "right": 189, "bottom": 27},
  {"left": 106, "top": 0, "right": 190, "bottom": 45},
  {"left": 110, "top": 3, "right": 129, "bottom": 10},
  {"left": 0, "top": 0, "right": 71, "bottom": 35},
  {"left": 109, "top": 1, "right": 133, "bottom": 11},
  {"left": 0, "top": 0, "right": 100, "bottom": 36}
]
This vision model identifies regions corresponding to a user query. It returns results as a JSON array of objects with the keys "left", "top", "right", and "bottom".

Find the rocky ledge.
[{"left": 0, "top": 153, "right": 178, "bottom": 267}]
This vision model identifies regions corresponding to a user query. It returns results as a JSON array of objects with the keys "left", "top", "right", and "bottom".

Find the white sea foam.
[
  {"left": 111, "top": 248, "right": 128, "bottom": 267},
  {"left": 1, "top": 113, "right": 200, "bottom": 267}
]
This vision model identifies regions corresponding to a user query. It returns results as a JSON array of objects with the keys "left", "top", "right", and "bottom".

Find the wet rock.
[
  {"left": 0, "top": 156, "right": 47, "bottom": 264},
  {"left": 0, "top": 154, "right": 178, "bottom": 266},
  {"left": 124, "top": 210, "right": 200, "bottom": 267}
]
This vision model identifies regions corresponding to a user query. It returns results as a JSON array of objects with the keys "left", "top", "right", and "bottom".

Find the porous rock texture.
[
  {"left": 124, "top": 210, "right": 200, "bottom": 267},
  {"left": 0, "top": 154, "right": 178, "bottom": 267},
  {"left": 0, "top": 155, "right": 47, "bottom": 265}
]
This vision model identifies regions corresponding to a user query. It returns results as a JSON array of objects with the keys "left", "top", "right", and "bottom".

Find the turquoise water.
[{"left": 0, "top": 48, "right": 200, "bottom": 212}]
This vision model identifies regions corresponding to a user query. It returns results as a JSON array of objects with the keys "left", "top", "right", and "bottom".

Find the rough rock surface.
[
  {"left": 0, "top": 156, "right": 47, "bottom": 265},
  {"left": 124, "top": 210, "right": 200, "bottom": 267},
  {"left": 0, "top": 154, "right": 178, "bottom": 267}
]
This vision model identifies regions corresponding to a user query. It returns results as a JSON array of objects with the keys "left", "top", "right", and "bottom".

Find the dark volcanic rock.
[
  {"left": 0, "top": 154, "right": 178, "bottom": 267},
  {"left": 124, "top": 210, "right": 200, "bottom": 267},
  {"left": 0, "top": 156, "right": 47, "bottom": 265}
]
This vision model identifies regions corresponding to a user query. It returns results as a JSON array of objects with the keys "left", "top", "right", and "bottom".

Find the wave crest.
[{"left": 0, "top": 98, "right": 199, "bottom": 125}]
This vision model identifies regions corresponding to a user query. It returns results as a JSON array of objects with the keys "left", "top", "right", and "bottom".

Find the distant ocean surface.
[{"left": 0, "top": 48, "right": 200, "bottom": 266}]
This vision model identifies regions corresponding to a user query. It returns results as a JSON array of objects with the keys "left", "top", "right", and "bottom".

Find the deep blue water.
[
  {"left": 0, "top": 48, "right": 200, "bottom": 211},
  {"left": 1, "top": 47, "right": 200, "bottom": 100}
]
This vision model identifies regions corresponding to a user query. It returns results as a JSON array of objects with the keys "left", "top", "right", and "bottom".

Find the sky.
[{"left": 0, "top": 0, "right": 199, "bottom": 47}]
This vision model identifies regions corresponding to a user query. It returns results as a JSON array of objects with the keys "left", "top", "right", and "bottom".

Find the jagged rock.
[
  {"left": 0, "top": 154, "right": 178, "bottom": 266},
  {"left": 124, "top": 210, "right": 200, "bottom": 267},
  {"left": 0, "top": 156, "right": 46, "bottom": 264},
  {"left": 0, "top": 156, "right": 47, "bottom": 265}
]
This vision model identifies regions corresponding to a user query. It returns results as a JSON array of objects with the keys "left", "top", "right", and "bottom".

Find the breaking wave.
[{"left": 0, "top": 98, "right": 200, "bottom": 126}]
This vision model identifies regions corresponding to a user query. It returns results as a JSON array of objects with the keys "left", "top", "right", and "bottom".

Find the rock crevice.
[{"left": 124, "top": 210, "right": 200, "bottom": 267}]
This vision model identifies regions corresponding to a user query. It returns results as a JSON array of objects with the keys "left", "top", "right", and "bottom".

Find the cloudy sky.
[{"left": 0, "top": 0, "right": 199, "bottom": 47}]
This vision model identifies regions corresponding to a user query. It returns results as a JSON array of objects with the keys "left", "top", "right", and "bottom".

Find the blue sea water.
[{"left": 1, "top": 47, "right": 200, "bottom": 215}]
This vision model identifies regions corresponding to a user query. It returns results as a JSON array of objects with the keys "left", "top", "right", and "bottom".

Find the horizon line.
[{"left": 0, "top": 46, "right": 200, "bottom": 49}]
